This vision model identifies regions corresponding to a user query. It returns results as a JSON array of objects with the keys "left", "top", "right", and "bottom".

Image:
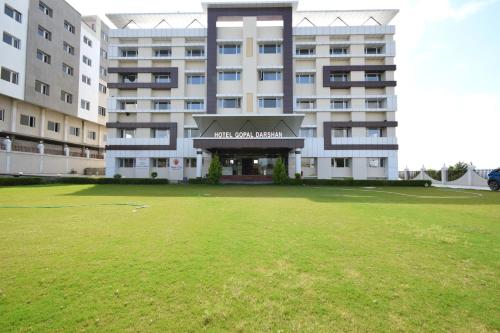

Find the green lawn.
[{"left": 0, "top": 185, "right": 499, "bottom": 332}]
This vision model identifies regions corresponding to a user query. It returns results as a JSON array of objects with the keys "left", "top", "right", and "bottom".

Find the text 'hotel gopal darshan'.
[{"left": 107, "top": 0, "right": 399, "bottom": 181}]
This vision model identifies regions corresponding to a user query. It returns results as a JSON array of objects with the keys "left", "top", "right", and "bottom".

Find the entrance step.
[{"left": 220, "top": 175, "right": 273, "bottom": 184}]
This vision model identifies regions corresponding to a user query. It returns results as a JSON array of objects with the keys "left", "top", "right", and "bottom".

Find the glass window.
[
  {"left": 118, "top": 129, "right": 135, "bottom": 139},
  {"left": 62, "top": 63, "right": 74, "bottom": 76},
  {"left": 122, "top": 74, "right": 137, "bottom": 83},
  {"left": 60, "top": 91, "right": 72, "bottom": 104},
  {"left": 119, "top": 101, "right": 137, "bottom": 110},
  {"left": 332, "top": 128, "right": 351, "bottom": 138},
  {"left": 80, "top": 99, "right": 90, "bottom": 110},
  {"left": 330, "top": 47, "right": 348, "bottom": 55},
  {"left": 1, "top": 67, "right": 19, "bottom": 84},
  {"left": 365, "top": 46, "right": 383, "bottom": 55},
  {"left": 154, "top": 49, "right": 171, "bottom": 57},
  {"left": 5, "top": 5, "right": 22, "bottom": 23},
  {"left": 82, "top": 55, "right": 92, "bottom": 66},
  {"left": 365, "top": 99, "right": 385, "bottom": 109},
  {"left": 37, "top": 49, "right": 51, "bottom": 64},
  {"left": 186, "top": 101, "right": 204, "bottom": 110},
  {"left": 186, "top": 75, "right": 205, "bottom": 84},
  {"left": 153, "top": 101, "right": 170, "bottom": 110},
  {"left": 64, "top": 21, "right": 75, "bottom": 34},
  {"left": 38, "top": 26, "right": 51, "bottom": 40},
  {"left": 185, "top": 158, "right": 197, "bottom": 168},
  {"left": 259, "top": 44, "right": 281, "bottom": 54},
  {"left": 186, "top": 48, "right": 204, "bottom": 57},
  {"left": 331, "top": 99, "right": 350, "bottom": 109},
  {"left": 299, "top": 128, "right": 317, "bottom": 138},
  {"left": 120, "top": 49, "right": 137, "bottom": 57},
  {"left": 35, "top": 80, "right": 50, "bottom": 95},
  {"left": 82, "top": 75, "right": 91, "bottom": 85},
  {"left": 259, "top": 71, "right": 281, "bottom": 81},
  {"left": 63, "top": 42, "right": 75, "bottom": 55},
  {"left": 3, "top": 32, "right": 21, "bottom": 49},
  {"left": 332, "top": 158, "right": 351, "bottom": 168},
  {"left": 218, "top": 44, "right": 240, "bottom": 55},
  {"left": 155, "top": 74, "right": 171, "bottom": 83},
  {"left": 39, "top": 1, "right": 53, "bottom": 17},
  {"left": 296, "top": 47, "right": 315, "bottom": 55},
  {"left": 69, "top": 127, "right": 80, "bottom": 137},
  {"left": 218, "top": 98, "right": 241, "bottom": 109},
  {"left": 218, "top": 71, "right": 240, "bottom": 81},
  {"left": 83, "top": 36, "right": 92, "bottom": 47},
  {"left": 88, "top": 131, "right": 97, "bottom": 140},
  {"left": 368, "top": 158, "right": 385, "bottom": 168},
  {"left": 20, "top": 114, "right": 36, "bottom": 127},
  {"left": 151, "top": 129, "right": 169, "bottom": 139},
  {"left": 151, "top": 158, "right": 168, "bottom": 168},
  {"left": 184, "top": 128, "right": 200, "bottom": 138},
  {"left": 296, "top": 100, "right": 316, "bottom": 110},
  {"left": 365, "top": 73, "right": 382, "bottom": 81},
  {"left": 47, "top": 121, "right": 60, "bottom": 132},
  {"left": 118, "top": 158, "right": 135, "bottom": 168},
  {"left": 330, "top": 73, "right": 349, "bottom": 82},
  {"left": 258, "top": 98, "right": 281, "bottom": 108},
  {"left": 367, "top": 128, "right": 384, "bottom": 138},
  {"left": 98, "top": 107, "right": 106, "bottom": 116},
  {"left": 296, "top": 74, "right": 314, "bottom": 84}
]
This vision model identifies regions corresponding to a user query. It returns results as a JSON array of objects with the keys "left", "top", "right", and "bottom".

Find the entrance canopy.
[{"left": 192, "top": 114, "right": 305, "bottom": 150}]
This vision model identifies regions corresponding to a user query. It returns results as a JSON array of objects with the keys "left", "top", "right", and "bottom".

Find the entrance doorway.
[{"left": 215, "top": 149, "right": 289, "bottom": 177}]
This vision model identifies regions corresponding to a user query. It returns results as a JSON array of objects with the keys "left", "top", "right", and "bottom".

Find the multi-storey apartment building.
[
  {"left": 0, "top": 0, "right": 108, "bottom": 175},
  {"left": 105, "top": 0, "right": 399, "bottom": 181}
]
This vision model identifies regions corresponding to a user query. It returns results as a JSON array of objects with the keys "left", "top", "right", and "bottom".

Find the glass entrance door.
[{"left": 220, "top": 153, "right": 285, "bottom": 176}]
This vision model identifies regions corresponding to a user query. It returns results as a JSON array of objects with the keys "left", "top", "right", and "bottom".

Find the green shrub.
[
  {"left": 207, "top": 155, "right": 222, "bottom": 184},
  {"left": 151, "top": 172, "right": 158, "bottom": 179},
  {"left": 188, "top": 178, "right": 210, "bottom": 184},
  {"left": 113, "top": 174, "right": 122, "bottom": 179},
  {"left": 0, "top": 177, "right": 43, "bottom": 186},
  {"left": 272, "top": 157, "right": 288, "bottom": 184}
]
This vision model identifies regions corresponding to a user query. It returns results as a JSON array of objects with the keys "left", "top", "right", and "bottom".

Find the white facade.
[
  {"left": 0, "top": 0, "right": 29, "bottom": 100},
  {"left": 105, "top": 1, "right": 399, "bottom": 181}
]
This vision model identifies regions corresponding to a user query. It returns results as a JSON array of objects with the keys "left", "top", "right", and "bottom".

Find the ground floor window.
[
  {"left": 332, "top": 158, "right": 351, "bottom": 168},
  {"left": 118, "top": 158, "right": 135, "bottom": 168},
  {"left": 368, "top": 158, "right": 386, "bottom": 168},
  {"left": 302, "top": 158, "right": 316, "bottom": 168},
  {"left": 185, "top": 158, "right": 197, "bottom": 168},
  {"left": 151, "top": 158, "right": 168, "bottom": 168}
]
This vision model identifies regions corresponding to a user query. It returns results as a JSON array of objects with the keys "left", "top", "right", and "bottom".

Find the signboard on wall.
[
  {"left": 136, "top": 157, "right": 149, "bottom": 168},
  {"left": 214, "top": 131, "right": 283, "bottom": 139},
  {"left": 170, "top": 158, "right": 183, "bottom": 170}
]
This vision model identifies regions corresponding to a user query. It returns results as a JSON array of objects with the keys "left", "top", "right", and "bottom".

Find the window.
[
  {"left": 330, "top": 73, "right": 349, "bottom": 82},
  {"left": 0, "top": 109, "right": 5, "bottom": 121},
  {"left": 118, "top": 158, "right": 135, "bottom": 168},
  {"left": 154, "top": 74, "right": 171, "bottom": 83},
  {"left": 100, "top": 66, "right": 107, "bottom": 77},
  {"left": 218, "top": 71, "right": 240, "bottom": 81},
  {"left": 82, "top": 55, "right": 92, "bottom": 66},
  {"left": 186, "top": 75, "right": 205, "bottom": 84},
  {"left": 98, "top": 84, "right": 107, "bottom": 94},
  {"left": 121, "top": 74, "right": 136, "bottom": 83},
  {"left": 63, "top": 42, "right": 75, "bottom": 55},
  {"left": 80, "top": 99, "right": 90, "bottom": 110},
  {"left": 332, "top": 128, "right": 351, "bottom": 138},
  {"left": 296, "top": 99, "right": 316, "bottom": 110},
  {"left": 365, "top": 73, "right": 382, "bottom": 82},
  {"left": 47, "top": 121, "right": 60, "bottom": 132},
  {"left": 365, "top": 46, "right": 383, "bottom": 55},
  {"left": 20, "top": 115, "right": 36, "bottom": 128},
  {"left": 259, "top": 71, "right": 281, "bottom": 81},
  {"left": 296, "top": 74, "right": 314, "bottom": 84},
  {"left": 5, "top": 5, "right": 22, "bottom": 23},
  {"left": 258, "top": 98, "right": 281, "bottom": 108},
  {"left": 153, "top": 101, "right": 170, "bottom": 110},
  {"left": 118, "top": 129, "right": 135, "bottom": 139},
  {"left": 38, "top": 25, "right": 51, "bottom": 40},
  {"left": 259, "top": 44, "right": 281, "bottom": 54},
  {"left": 368, "top": 158, "right": 385, "bottom": 168},
  {"left": 185, "top": 158, "right": 197, "bottom": 168},
  {"left": 330, "top": 47, "right": 348, "bottom": 55},
  {"left": 62, "top": 63, "right": 74, "bottom": 76},
  {"left": 69, "top": 127, "right": 80, "bottom": 136},
  {"left": 1, "top": 67, "right": 19, "bottom": 84},
  {"left": 186, "top": 48, "right": 204, "bottom": 57},
  {"left": 332, "top": 158, "right": 351, "bottom": 168},
  {"left": 184, "top": 128, "right": 199, "bottom": 138},
  {"left": 87, "top": 131, "right": 97, "bottom": 140},
  {"left": 98, "top": 106, "right": 106, "bottom": 116},
  {"left": 120, "top": 49, "right": 137, "bottom": 57},
  {"left": 64, "top": 21, "right": 75, "bottom": 34},
  {"left": 151, "top": 129, "right": 169, "bottom": 139},
  {"left": 37, "top": 49, "right": 51, "bottom": 64},
  {"left": 39, "top": 1, "right": 52, "bottom": 17},
  {"left": 3, "top": 32, "right": 21, "bottom": 49},
  {"left": 218, "top": 98, "right": 241, "bottom": 108},
  {"left": 82, "top": 75, "right": 91, "bottom": 85},
  {"left": 296, "top": 47, "right": 315, "bottom": 55},
  {"left": 151, "top": 158, "right": 168, "bottom": 168},
  {"left": 186, "top": 101, "right": 204, "bottom": 110},
  {"left": 219, "top": 44, "right": 240, "bottom": 55},
  {"left": 154, "top": 48, "right": 171, "bottom": 57},
  {"left": 83, "top": 36, "right": 92, "bottom": 47},
  {"left": 35, "top": 80, "right": 50, "bottom": 95},
  {"left": 119, "top": 101, "right": 137, "bottom": 110},
  {"left": 331, "top": 99, "right": 350, "bottom": 109},
  {"left": 100, "top": 48, "right": 108, "bottom": 59},
  {"left": 367, "top": 128, "right": 384, "bottom": 138},
  {"left": 365, "top": 99, "right": 385, "bottom": 109},
  {"left": 60, "top": 91, "right": 72, "bottom": 104},
  {"left": 299, "top": 128, "right": 317, "bottom": 138}
]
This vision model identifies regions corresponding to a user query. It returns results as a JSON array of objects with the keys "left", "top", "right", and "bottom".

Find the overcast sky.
[{"left": 67, "top": 0, "right": 500, "bottom": 169}]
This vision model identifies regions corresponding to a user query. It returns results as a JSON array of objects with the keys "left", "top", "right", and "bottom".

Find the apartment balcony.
[
  {"left": 108, "top": 82, "right": 177, "bottom": 89},
  {"left": 107, "top": 138, "right": 171, "bottom": 146}
]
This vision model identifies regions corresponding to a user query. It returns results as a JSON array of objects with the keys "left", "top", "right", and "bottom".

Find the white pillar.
[
  {"left": 37, "top": 141, "right": 44, "bottom": 155},
  {"left": 85, "top": 148, "right": 90, "bottom": 159},
  {"left": 10, "top": 101, "right": 17, "bottom": 132},
  {"left": 196, "top": 150, "right": 203, "bottom": 178},
  {"left": 39, "top": 108, "right": 46, "bottom": 138},
  {"left": 4, "top": 137, "right": 12, "bottom": 152},
  {"left": 404, "top": 166, "right": 410, "bottom": 180},
  {"left": 64, "top": 145, "right": 70, "bottom": 173},
  {"left": 467, "top": 163, "right": 475, "bottom": 186},
  {"left": 4, "top": 137, "right": 12, "bottom": 174},
  {"left": 294, "top": 149, "right": 301, "bottom": 176},
  {"left": 420, "top": 166, "right": 426, "bottom": 180},
  {"left": 441, "top": 164, "right": 448, "bottom": 184}
]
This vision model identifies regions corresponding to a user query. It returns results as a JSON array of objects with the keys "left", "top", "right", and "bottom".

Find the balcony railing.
[{"left": 12, "top": 144, "right": 38, "bottom": 153}]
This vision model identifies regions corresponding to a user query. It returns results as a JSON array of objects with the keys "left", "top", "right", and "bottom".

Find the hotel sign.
[{"left": 214, "top": 131, "right": 283, "bottom": 138}]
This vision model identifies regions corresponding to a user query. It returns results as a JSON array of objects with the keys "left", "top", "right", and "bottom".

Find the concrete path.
[{"left": 433, "top": 184, "right": 491, "bottom": 191}]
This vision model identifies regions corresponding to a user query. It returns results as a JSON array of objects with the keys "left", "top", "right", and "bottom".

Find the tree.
[
  {"left": 272, "top": 157, "right": 288, "bottom": 184},
  {"left": 448, "top": 162, "right": 468, "bottom": 181},
  {"left": 207, "top": 154, "right": 222, "bottom": 184}
]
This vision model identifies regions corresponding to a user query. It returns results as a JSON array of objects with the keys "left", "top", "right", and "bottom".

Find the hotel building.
[
  {"left": 0, "top": 0, "right": 108, "bottom": 175},
  {"left": 105, "top": 0, "right": 399, "bottom": 181}
]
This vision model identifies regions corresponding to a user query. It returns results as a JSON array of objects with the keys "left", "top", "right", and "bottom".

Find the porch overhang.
[{"left": 193, "top": 138, "right": 304, "bottom": 150}]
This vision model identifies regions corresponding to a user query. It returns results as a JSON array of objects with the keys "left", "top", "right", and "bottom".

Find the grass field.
[{"left": 0, "top": 184, "right": 499, "bottom": 332}]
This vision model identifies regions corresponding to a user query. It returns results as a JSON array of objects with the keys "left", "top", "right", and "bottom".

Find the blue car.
[{"left": 488, "top": 169, "right": 500, "bottom": 191}]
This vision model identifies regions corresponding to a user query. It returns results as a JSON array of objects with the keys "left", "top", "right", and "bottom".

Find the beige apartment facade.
[
  {"left": 105, "top": 0, "right": 399, "bottom": 181},
  {"left": 0, "top": 0, "right": 108, "bottom": 175}
]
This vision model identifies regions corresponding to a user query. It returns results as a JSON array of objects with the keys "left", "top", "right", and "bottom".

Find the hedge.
[{"left": 0, "top": 177, "right": 44, "bottom": 186}]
